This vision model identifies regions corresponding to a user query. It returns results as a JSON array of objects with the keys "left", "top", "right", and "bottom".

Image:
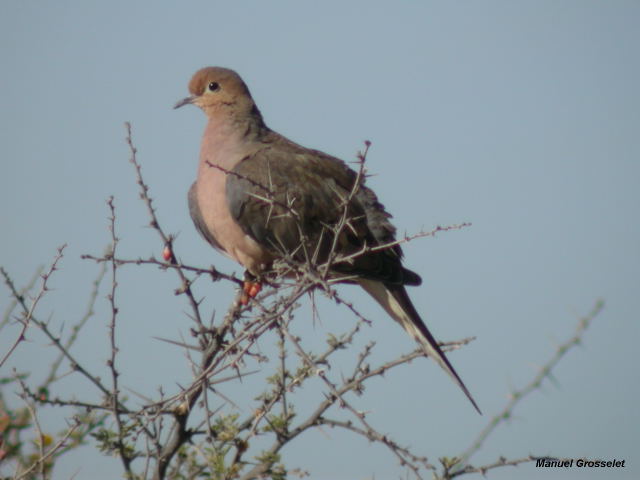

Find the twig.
[
  {"left": 0, "top": 246, "right": 66, "bottom": 369},
  {"left": 455, "top": 300, "right": 605, "bottom": 470},
  {"left": 14, "top": 374, "right": 83, "bottom": 480},
  {"left": 277, "top": 319, "right": 429, "bottom": 478},
  {"left": 1, "top": 266, "right": 43, "bottom": 330},
  {"left": 124, "top": 121, "right": 206, "bottom": 329},
  {"left": 443, "top": 455, "right": 551, "bottom": 479},
  {"left": 80, "top": 254, "right": 242, "bottom": 287},
  {"left": 43, "top": 260, "right": 107, "bottom": 386},
  {"left": 104, "top": 197, "right": 134, "bottom": 475}
]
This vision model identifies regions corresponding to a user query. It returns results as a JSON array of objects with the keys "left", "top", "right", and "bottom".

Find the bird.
[{"left": 175, "top": 66, "right": 480, "bottom": 414}]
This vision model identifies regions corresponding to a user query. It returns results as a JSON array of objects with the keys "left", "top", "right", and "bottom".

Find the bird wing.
[
  {"left": 188, "top": 181, "right": 225, "bottom": 253},
  {"left": 226, "top": 137, "right": 419, "bottom": 285}
]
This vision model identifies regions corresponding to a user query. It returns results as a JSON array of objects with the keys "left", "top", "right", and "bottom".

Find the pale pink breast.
[{"left": 196, "top": 122, "right": 271, "bottom": 274}]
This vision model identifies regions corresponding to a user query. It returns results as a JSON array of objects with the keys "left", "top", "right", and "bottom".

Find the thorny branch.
[
  {"left": 124, "top": 121, "right": 208, "bottom": 329},
  {"left": 105, "top": 196, "right": 134, "bottom": 476},
  {"left": 1, "top": 247, "right": 112, "bottom": 399},
  {"left": 0, "top": 125, "right": 604, "bottom": 480},
  {"left": 448, "top": 299, "right": 606, "bottom": 477},
  {"left": 43, "top": 261, "right": 107, "bottom": 386},
  {"left": 0, "top": 259, "right": 108, "bottom": 478},
  {"left": 0, "top": 248, "right": 66, "bottom": 369}
]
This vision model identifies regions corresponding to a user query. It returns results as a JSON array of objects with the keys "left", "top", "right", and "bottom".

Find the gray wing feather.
[
  {"left": 188, "top": 182, "right": 224, "bottom": 252},
  {"left": 226, "top": 142, "right": 421, "bottom": 286}
]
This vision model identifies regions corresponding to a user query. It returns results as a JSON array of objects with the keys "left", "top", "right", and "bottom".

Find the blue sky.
[{"left": 1, "top": 1, "right": 638, "bottom": 479}]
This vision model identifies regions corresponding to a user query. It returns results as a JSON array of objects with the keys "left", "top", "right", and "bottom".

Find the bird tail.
[{"left": 359, "top": 278, "right": 481, "bottom": 414}]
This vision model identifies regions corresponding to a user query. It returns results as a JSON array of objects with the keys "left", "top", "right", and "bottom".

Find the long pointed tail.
[{"left": 359, "top": 278, "right": 481, "bottom": 414}]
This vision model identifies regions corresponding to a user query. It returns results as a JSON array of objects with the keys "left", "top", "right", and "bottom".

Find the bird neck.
[
  {"left": 206, "top": 102, "right": 268, "bottom": 140},
  {"left": 199, "top": 109, "right": 269, "bottom": 170}
]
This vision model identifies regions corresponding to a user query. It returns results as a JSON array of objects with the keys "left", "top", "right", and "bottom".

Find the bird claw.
[{"left": 240, "top": 281, "right": 262, "bottom": 305}]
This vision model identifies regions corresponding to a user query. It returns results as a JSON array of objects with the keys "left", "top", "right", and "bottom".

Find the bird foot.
[{"left": 240, "top": 281, "right": 262, "bottom": 305}]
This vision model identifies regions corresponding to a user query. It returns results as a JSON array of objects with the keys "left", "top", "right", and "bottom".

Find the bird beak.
[{"left": 174, "top": 95, "right": 195, "bottom": 109}]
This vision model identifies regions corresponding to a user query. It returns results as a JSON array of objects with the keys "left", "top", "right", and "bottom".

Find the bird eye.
[{"left": 208, "top": 82, "right": 220, "bottom": 92}]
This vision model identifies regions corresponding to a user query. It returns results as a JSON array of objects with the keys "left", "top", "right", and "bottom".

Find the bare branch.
[
  {"left": 124, "top": 121, "right": 207, "bottom": 330},
  {"left": 453, "top": 299, "right": 605, "bottom": 473},
  {"left": 0, "top": 246, "right": 66, "bottom": 369}
]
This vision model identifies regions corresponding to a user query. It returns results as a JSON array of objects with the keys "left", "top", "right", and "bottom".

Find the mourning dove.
[{"left": 175, "top": 67, "right": 480, "bottom": 413}]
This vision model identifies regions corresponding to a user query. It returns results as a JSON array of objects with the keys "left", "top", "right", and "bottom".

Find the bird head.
[{"left": 174, "top": 67, "right": 257, "bottom": 119}]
